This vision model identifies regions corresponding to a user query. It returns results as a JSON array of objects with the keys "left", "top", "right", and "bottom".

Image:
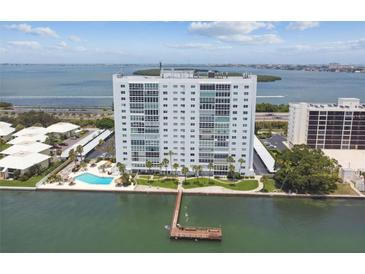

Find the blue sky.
[{"left": 1, "top": 21, "right": 365, "bottom": 64}]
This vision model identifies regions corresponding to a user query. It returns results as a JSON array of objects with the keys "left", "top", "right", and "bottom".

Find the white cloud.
[
  {"left": 167, "top": 42, "right": 231, "bottom": 50},
  {"left": 189, "top": 21, "right": 274, "bottom": 36},
  {"left": 287, "top": 21, "right": 320, "bottom": 31},
  {"left": 6, "top": 23, "right": 58, "bottom": 38},
  {"left": 7, "top": 40, "right": 41, "bottom": 49},
  {"left": 188, "top": 21, "right": 281, "bottom": 45},
  {"left": 215, "top": 34, "right": 282, "bottom": 44},
  {"left": 57, "top": 41, "right": 68, "bottom": 49},
  {"left": 283, "top": 38, "right": 365, "bottom": 53},
  {"left": 68, "top": 35, "right": 81, "bottom": 42}
]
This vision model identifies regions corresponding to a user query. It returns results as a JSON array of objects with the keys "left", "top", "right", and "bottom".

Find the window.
[{"left": 233, "top": 85, "right": 238, "bottom": 89}]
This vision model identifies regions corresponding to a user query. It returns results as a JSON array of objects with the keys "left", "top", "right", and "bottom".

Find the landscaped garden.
[
  {"left": 136, "top": 177, "right": 179, "bottom": 189},
  {"left": 183, "top": 177, "right": 258, "bottom": 191},
  {"left": 260, "top": 177, "right": 282, "bottom": 193}
]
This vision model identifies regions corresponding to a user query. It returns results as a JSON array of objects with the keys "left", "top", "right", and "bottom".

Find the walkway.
[{"left": 169, "top": 190, "right": 222, "bottom": 241}]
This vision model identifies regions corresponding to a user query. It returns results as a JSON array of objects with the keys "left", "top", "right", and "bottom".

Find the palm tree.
[
  {"left": 208, "top": 162, "right": 214, "bottom": 177},
  {"left": 68, "top": 148, "right": 77, "bottom": 164},
  {"left": 117, "top": 162, "right": 126, "bottom": 175},
  {"left": 162, "top": 158, "right": 169, "bottom": 175},
  {"left": 146, "top": 160, "right": 153, "bottom": 174},
  {"left": 226, "top": 155, "right": 235, "bottom": 165},
  {"left": 168, "top": 150, "right": 175, "bottom": 175},
  {"left": 181, "top": 166, "right": 189, "bottom": 184},
  {"left": 76, "top": 145, "right": 84, "bottom": 161},
  {"left": 238, "top": 158, "right": 245, "bottom": 174},
  {"left": 193, "top": 165, "right": 203, "bottom": 177},
  {"left": 173, "top": 163, "right": 179, "bottom": 176}
]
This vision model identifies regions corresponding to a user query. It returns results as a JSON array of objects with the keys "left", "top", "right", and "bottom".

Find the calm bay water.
[
  {"left": 1, "top": 190, "right": 365, "bottom": 252},
  {"left": 1, "top": 64, "right": 365, "bottom": 107}
]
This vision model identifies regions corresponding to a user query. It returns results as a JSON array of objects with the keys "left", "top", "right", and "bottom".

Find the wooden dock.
[{"left": 169, "top": 190, "right": 222, "bottom": 241}]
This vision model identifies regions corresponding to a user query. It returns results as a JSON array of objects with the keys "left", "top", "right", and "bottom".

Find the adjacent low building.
[
  {"left": 13, "top": 126, "right": 48, "bottom": 137},
  {"left": 0, "top": 122, "right": 15, "bottom": 142},
  {"left": 46, "top": 122, "right": 80, "bottom": 138},
  {"left": 0, "top": 151, "right": 50, "bottom": 179},
  {"left": 8, "top": 134, "right": 48, "bottom": 145},
  {"left": 1, "top": 141, "right": 51, "bottom": 156},
  {"left": 288, "top": 98, "right": 365, "bottom": 149}
]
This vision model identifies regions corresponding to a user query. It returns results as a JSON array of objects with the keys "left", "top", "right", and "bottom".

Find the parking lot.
[{"left": 262, "top": 134, "right": 288, "bottom": 151}]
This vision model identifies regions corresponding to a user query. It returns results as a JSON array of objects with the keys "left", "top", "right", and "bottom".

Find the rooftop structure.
[
  {"left": 288, "top": 98, "right": 365, "bottom": 149},
  {"left": 0, "top": 121, "right": 15, "bottom": 138},
  {"left": 46, "top": 122, "right": 79, "bottom": 134},
  {"left": 1, "top": 142, "right": 51, "bottom": 155},
  {"left": 13, "top": 126, "right": 47, "bottom": 137},
  {"left": 8, "top": 134, "right": 47, "bottom": 145},
  {"left": 0, "top": 151, "right": 50, "bottom": 170}
]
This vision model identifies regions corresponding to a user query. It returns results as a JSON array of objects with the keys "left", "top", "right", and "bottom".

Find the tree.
[
  {"left": 173, "top": 163, "right": 179, "bottom": 176},
  {"left": 226, "top": 155, "right": 235, "bottom": 165},
  {"left": 238, "top": 158, "right": 245, "bottom": 174},
  {"left": 76, "top": 145, "right": 84, "bottom": 161},
  {"left": 117, "top": 162, "right": 126, "bottom": 175},
  {"left": 181, "top": 166, "right": 189, "bottom": 184},
  {"left": 146, "top": 160, "right": 153, "bottom": 174},
  {"left": 192, "top": 165, "right": 202, "bottom": 177},
  {"left": 15, "top": 123, "right": 25, "bottom": 131},
  {"left": 162, "top": 158, "right": 169, "bottom": 175},
  {"left": 68, "top": 148, "right": 77, "bottom": 164},
  {"left": 95, "top": 118, "right": 114, "bottom": 129},
  {"left": 274, "top": 145, "right": 339, "bottom": 194},
  {"left": 208, "top": 162, "right": 214, "bottom": 177}
]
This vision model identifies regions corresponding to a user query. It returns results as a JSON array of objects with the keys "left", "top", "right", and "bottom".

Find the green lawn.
[
  {"left": 0, "top": 161, "right": 63, "bottom": 187},
  {"left": 0, "top": 143, "right": 10, "bottom": 152},
  {"left": 333, "top": 183, "right": 359, "bottom": 196},
  {"left": 261, "top": 178, "right": 282, "bottom": 193},
  {"left": 183, "top": 177, "right": 258, "bottom": 191},
  {"left": 136, "top": 178, "right": 178, "bottom": 189},
  {"left": 139, "top": 175, "right": 151, "bottom": 179}
]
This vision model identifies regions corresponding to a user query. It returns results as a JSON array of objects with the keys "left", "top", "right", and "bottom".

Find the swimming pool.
[{"left": 75, "top": 173, "right": 113, "bottom": 185}]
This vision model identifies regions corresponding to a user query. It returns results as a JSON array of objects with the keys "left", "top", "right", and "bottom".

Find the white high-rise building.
[
  {"left": 288, "top": 98, "right": 365, "bottom": 149},
  {"left": 113, "top": 69, "right": 257, "bottom": 175}
]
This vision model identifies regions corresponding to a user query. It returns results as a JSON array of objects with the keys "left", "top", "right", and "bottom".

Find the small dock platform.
[{"left": 169, "top": 190, "right": 222, "bottom": 241}]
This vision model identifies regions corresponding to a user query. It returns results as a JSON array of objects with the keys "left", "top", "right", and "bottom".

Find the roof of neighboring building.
[
  {"left": 7, "top": 134, "right": 47, "bottom": 145},
  {"left": 13, "top": 126, "right": 47, "bottom": 137},
  {"left": 46, "top": 122, "right": 79, "bottom": 134},
  {"left": 0, "top": 122, "right": 15, "bottom": 137},
  {"left": 0, "top": 151, "right": 50, "bottom": 170},
  {"left": 253, "top": 135, "right": 276, "bottom": 173},
  {"left": 1, "top": 142, "right": 51, "bottom": 155},
  {"left": 323, "top": 149, "right": 365, "bottom": 171}
]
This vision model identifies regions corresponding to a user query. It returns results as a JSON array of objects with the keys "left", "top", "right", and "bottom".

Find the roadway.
[
  {"left": 1, "top": 106, "right": 288, "bottom": 121},
  {"left": 255, "top": 112, "right": 289, "bottom": 121}
]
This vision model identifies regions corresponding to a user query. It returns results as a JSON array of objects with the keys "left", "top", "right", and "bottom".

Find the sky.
[{"left": 1, "top": 21, "right": 365, "bottom": 64}]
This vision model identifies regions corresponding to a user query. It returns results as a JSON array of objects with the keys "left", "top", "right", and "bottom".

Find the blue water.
[
  {"left": 1, "top": 64, "right": 365, "bottom": 107},
  {"left": 75, "top": 172, "right": 113, "bottom": 185}
]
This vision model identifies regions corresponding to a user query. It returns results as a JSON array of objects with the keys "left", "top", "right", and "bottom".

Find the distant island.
[{"left": 133, "top": 68, "right": 282, "bottom": 82}]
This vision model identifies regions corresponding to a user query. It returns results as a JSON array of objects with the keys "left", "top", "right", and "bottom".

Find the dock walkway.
[{"left": 169, "top": 190, "right": 222, "bottom": 241}]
